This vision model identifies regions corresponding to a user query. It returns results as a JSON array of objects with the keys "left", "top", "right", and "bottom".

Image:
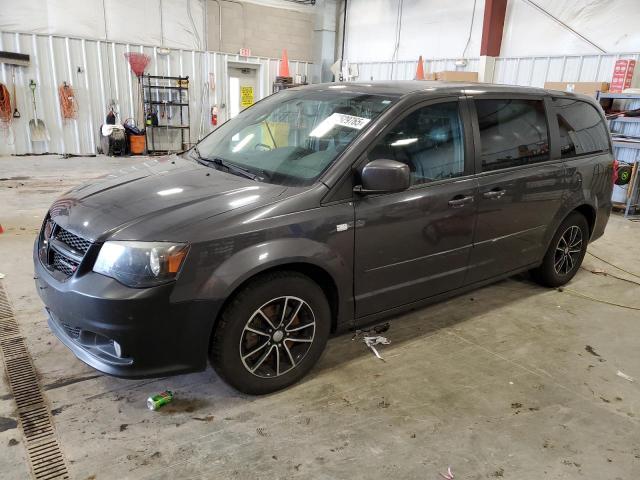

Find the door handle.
[
  {"left": 483, "top": 189, "right": 506, "bottom": 199},
  {"left": 448, "top": 195, "right": 474, "bottom": 208}
]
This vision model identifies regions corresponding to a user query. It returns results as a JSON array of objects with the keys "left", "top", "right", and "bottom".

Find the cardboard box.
[
  {"left": 434, "top": 71, "right": 478, "bottom": 82},
  {"left": 610, "top": 59, "right": 638, "bottom": 92},
  {"left": 544, "top": 81, "right": 609, "bottom": 97}
]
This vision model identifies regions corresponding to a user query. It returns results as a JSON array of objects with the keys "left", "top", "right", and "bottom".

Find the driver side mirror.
[{"left": 354, "top": 159, "right": 410, "bottom": 194}]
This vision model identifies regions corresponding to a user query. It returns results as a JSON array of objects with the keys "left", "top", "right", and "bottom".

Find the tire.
[
  {"left": 531, "top": 212, "right": 589, "bottom": 288},
  {"left": 210, "top": 271, "right": 331, "bottom": 395}
]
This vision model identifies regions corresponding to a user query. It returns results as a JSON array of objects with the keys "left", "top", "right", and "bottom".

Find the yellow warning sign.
[{"left": 240, "top": 86, "right": 254, "bottom": 108}]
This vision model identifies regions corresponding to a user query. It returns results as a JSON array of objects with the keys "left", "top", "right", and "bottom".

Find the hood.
[{"left": 49, "top": 155, "right": 287, "bottom": 242}]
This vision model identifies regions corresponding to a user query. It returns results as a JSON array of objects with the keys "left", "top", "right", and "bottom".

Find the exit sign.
[{"left": 239, "top": 48, "right": 251, "bottom": 57}]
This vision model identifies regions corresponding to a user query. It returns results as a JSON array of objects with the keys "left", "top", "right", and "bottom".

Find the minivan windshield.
[{"left": 192, "top": 88, "right": 398, "bottom": 186}]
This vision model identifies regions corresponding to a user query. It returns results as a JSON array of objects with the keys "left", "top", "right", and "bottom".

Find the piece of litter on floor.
[
  {"left": 373, "top": 322, "right": 390, "bottom": 334},
  {"left": 439, "top": 466, "right": 454, "bottom": 479},
  {"left": 352, "top": 322, "right": 391, "bottom": 339},
  {"left": 363, "top": 336, "right": 390, "bottom": 361},
  {"left": 0, "top": 273, "right": 5, "bottom": 279},
  {"left": 617, "top": 370, "right": 634, "bottom": 382},
  {"left": 147, "top": 390, "right": 174, "bottom": 410}
]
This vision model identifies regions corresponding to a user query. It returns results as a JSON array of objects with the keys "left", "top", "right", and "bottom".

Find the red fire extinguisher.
[{"left": 211, "top": 106, "right": 218, "bottom": 126}]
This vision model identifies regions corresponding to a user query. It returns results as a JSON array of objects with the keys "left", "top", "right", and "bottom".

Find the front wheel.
[
  {"left": 531, "top": 212, "right": 589, "bottom": 287},
  {"left": 210, "top": 271, "right": 331, "bottom": 395}
]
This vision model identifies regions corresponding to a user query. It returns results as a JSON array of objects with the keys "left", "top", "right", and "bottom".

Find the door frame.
[{"left": 225, "top": 60, "right": 263, "bottom": 121}]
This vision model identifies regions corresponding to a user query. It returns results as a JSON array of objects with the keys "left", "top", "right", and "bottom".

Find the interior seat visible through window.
[{"left": 368, "top": 102, "right": 465, "bottom": 185}]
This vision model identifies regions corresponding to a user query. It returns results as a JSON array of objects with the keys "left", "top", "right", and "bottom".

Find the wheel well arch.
[
  {"left": 573, "top": 204, "right": 596, "bottom": 237},
  {"left": 212, "top": 262, "right": 340, "bottom": 340}
]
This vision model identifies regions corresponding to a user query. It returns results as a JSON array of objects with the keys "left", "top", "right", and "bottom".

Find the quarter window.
[
  {"left": 475, "top": 99, "right": 550, "bottom": 172},
  {"left": 552, "top": 98, "right": 610, "bottom": 158},
  {"left": 368, "top": 102, "right": 465, "bottom": 185}
]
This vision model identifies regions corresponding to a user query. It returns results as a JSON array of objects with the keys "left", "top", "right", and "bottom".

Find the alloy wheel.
[
  {"left": 554, "top": 225, "right": 583, "bottom": 275},
  {"left": 239, "top": 296, "right": 316, "bottom": 378}
]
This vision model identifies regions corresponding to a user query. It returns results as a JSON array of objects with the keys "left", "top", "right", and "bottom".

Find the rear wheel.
[
  {"left": 531, "top": 212, "right": 589, "bottom": 287},
  {"left": 210, "top": 271, "right": 331, "bottom": 395}
]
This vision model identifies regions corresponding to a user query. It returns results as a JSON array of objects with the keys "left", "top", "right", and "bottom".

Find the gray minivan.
[{"left": 34, "top": 82, "right": 614, "bottom": 394}]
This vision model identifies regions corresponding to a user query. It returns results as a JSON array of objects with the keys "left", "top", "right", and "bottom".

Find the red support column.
[{"left": 480, "top": 0, "right": 508, "bottom": 57}]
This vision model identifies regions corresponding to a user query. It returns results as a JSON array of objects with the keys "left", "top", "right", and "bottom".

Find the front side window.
[
  {"left": 475, "top": 99, "right": 550, "bottom": 172},
  {"left": 193, "top": 89, "right": 397, "bottom": 186},
  {"left": 367, "top": 102, "right": 465, "bottom": 185},
  {"left": 552, "top": 98, "right": 610, "bottom": 158}
]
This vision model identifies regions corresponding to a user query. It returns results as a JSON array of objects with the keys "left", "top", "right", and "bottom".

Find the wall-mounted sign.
[
  {"left": 239, "top": 48, "right": 251, "bottom": 57},
  {"left": 240, "top": 86, "right": 254, "bottom": 108}
]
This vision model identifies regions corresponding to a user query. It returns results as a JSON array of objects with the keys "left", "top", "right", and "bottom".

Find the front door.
[
  {"left": 354, "top": 99, "right": 478, "bottom": 319},
  {"left": 466, "top": 96, "right": 567, "bottom": 283},
  {"left": 228, "top": 66, "right": 259, "bottom": 119}
]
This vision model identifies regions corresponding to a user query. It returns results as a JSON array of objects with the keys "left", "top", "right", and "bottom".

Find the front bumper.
[{"left": 34, "top": 244, "right": 218, "bottom": 378}]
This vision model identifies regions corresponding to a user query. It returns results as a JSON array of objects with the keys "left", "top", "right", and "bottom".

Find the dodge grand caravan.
[{"left": 34, "top": 82, "right": 614, "bottom": 394}]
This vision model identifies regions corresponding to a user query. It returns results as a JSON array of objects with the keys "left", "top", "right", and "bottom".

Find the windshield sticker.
[
  {"left": 332, "top": 113, "right": 371, "bottom": 129},
  {"left": 309, "top": 113, "right": 371, "bottom": 137}
]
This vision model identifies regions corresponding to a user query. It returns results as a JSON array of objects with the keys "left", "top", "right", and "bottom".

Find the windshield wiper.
[
  {"left": 210, "top": 157, "right": 258, "bottom": 181},
  {"left": 192, "top": 147, "right": 258, "bottom": 181}
]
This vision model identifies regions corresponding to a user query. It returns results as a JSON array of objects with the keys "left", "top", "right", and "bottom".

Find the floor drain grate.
[{"left": 0, "top": 283, "right": 70, "bottom": 479}]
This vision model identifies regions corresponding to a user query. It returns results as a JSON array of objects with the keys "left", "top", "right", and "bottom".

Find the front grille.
[
  {"left": 39, "top": 217, "right": 92, "bottom": 280},
  {"left": 56, "top": 228, "right": 91, "bottom": 254},
  {"left": 51, "top": 250, "right": 79, "bottom": 277},
  {"left": 61, "top": 323, "right": 81, "bottom": 339}
]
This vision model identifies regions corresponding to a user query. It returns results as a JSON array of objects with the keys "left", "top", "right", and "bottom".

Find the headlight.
[{"left": 93, "top": 241, "right": 189, "bottom": 287}]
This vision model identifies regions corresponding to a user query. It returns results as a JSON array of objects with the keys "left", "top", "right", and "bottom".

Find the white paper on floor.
[{"left": 363, "top": 336, "right": 390, "bottom": 361}]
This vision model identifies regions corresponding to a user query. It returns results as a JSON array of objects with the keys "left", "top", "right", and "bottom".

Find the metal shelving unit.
[
  {"left": 142, "top": 74, "right": 191, "bottom": 154},
  {"left": 596, "top": 91, "right": 640, "bottom": 218}
]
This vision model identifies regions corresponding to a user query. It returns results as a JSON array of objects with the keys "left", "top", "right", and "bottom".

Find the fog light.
[{"left": 113, "top": 340, "right": 122, "bottom": 358}]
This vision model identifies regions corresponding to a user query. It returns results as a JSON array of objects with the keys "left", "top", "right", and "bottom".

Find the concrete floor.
[{"left": 1, "top": 155, "right": 639, "bottom": 480}]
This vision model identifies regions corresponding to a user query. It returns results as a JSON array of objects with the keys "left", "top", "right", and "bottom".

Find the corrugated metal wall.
[
  {"left": 352, "top": 52, "right": 640, "bottom": 86},
  {"left": 353, "top": 58, "right": 480, "bottom": 81},
  {"left": 0, "top": 31, "right": 311, "bottom": 155},
  {"left": 493, "top": 53, "right": 640, "bottom": 86}
]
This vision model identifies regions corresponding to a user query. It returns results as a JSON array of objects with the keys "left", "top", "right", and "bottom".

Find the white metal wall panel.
[
  {"left": 352, "top": 53, "right": 640, "bottom": 87},
  {"left": 493, "top": 53, "right": 640, "bottom": 87},
  {"left": 0, "top": 31, "right": 310, "bottom": 155},
  {"left": 354, "top": 58, "right": 480, "bottom": 81}
]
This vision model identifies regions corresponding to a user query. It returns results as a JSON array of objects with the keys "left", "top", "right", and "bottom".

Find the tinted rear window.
[
  {"left": 475, "top": 99, "right": 550, "bottom": 172},
  {"left": 552, "top": 98, "right": 610, "bottom": 158}
]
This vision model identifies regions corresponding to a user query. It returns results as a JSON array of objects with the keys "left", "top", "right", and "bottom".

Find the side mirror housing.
[{"left": 355, "top": 159, "right": 410, "bottom": 194}]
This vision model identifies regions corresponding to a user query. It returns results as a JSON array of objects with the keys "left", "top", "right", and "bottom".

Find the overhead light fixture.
[
  {"left": 309, "top": 118, "right": 336, "bottom": 138},
  {"left": 232, "top": 133, "right": 255, "bottom": 152},
  {"left": 391, "top": 138, "right": 418, "bottom": 147}
]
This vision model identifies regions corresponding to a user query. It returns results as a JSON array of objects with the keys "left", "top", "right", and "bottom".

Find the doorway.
[{"left": 228, "top": 63, "right": 260, "bottom": 119}]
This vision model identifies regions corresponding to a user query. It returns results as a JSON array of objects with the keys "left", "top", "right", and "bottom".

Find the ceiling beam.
[{"left": 480, "top": 0, "right": 508, "bottom": 57}]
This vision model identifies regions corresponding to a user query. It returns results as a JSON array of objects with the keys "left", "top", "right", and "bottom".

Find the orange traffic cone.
[
  {"left": 279, "top": 49, "right": 290, "bottom": 78},
  {"left": 415, "top": 55, "right": 425, "bottom": 80}
]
